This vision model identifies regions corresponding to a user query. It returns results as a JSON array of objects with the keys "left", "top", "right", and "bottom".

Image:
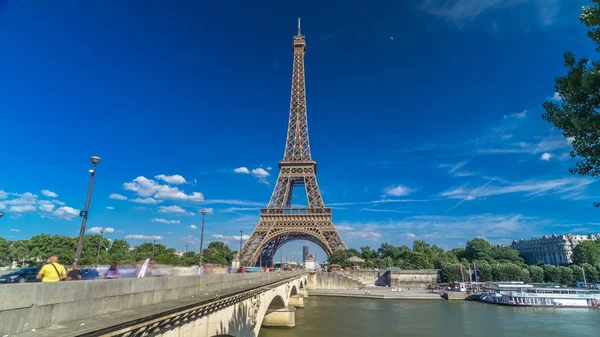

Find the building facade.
[{"left": 511, "top": 233, "right": 599, "bottom": 265}]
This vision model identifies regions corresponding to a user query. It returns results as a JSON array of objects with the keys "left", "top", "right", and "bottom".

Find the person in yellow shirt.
[{"left": 36, "top": 256, "right": 67, "bottom": 282}]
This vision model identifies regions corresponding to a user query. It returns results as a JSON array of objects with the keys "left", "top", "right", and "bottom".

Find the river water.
[{"left": 259, "top": 296, "right": 598, "bottom": 337}]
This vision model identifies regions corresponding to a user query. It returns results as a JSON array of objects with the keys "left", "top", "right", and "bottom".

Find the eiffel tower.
[{"left": 240, "top": 18, "right": 347, "bottom": 267}]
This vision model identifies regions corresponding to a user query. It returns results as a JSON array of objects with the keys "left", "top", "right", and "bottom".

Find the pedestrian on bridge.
[{"left": 36, "top": 256, "right": 67, "bottom": 283}]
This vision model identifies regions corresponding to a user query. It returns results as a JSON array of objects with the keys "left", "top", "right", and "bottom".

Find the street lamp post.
[
  {"left": 198, "top": 209, "right": 207, "bottom": 267},
  {"left": 239, "top": 229, "right": 243, "bottom": 262},
  {"left": 152, "top": 239, "right": 157, "bottom": 258},
  {"left": 0, "top": 212, "right": 4, "bottom": 219},
  {"left": 95, "top": 228, "right": 105, "bottom": 269},
  {"left": 74, "top": 155, "right": 101, "bottom": 264}
]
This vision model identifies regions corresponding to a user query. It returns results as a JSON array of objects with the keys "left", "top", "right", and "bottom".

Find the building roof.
[{"left": 346, "top": 256, "right": 365, "bottom": 263}]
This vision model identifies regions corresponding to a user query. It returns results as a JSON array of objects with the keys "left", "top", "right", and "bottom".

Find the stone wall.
[
  {"left": 315, "top": 272, "right": 363, "bottom": 289},
  {"left": 314, "top": 270, "right": 440, "bottom": 290},
  {"left": 390, "top": 270, "right": 440, "bottom": 289},
  {"left": 0, "top": 271, "right": 304, "bottom": 336}
]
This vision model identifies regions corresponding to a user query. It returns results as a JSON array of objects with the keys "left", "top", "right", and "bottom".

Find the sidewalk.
[{"left": 308, "top": 288, "right": 443, "bottom": 300}]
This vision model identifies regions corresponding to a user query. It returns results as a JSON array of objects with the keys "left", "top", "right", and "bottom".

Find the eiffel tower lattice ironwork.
[{"left": 240, "top": 18, "right": 347, "bottom": 267}]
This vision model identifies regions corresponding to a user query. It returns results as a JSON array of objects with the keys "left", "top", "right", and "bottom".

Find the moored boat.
[{"left": 481, "top": 283, "right": 600, "bottom": 308}]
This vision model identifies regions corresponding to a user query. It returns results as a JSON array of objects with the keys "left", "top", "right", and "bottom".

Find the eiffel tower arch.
[{"left": 240, "top": 18, "right": 347, "bottom": 267}]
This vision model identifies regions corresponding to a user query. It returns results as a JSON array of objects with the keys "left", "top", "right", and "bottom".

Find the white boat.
[{"left": 481, "top": 285, "right": 600, "bottom": 308}]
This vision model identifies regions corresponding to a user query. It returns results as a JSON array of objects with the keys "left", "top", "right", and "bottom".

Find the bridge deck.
[{"left": 14, "top": 273, "right": 304, "bottom": 337}]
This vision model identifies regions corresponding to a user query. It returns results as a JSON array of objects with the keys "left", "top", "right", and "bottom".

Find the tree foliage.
[{"left": 542, "top": 2, "right": 600, "bottom": 206}]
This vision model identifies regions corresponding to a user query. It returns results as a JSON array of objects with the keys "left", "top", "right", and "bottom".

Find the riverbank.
[{"left": 308, "top": 288, "right": 443, "bottom": 300}]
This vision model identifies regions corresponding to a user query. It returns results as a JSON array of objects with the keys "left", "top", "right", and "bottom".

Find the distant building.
[
  {"left": 174, "top": 250, "right": 184, "bottom": 257},
  {"left": 511, "top": 233, "right": 599, "bottom": 265},
  {"left": 302, "top": 246, "right": 309, "bottom": 264}
]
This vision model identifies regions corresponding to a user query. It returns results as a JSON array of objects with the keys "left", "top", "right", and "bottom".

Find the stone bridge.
[{"left": 0, "top": 271, "right": 308, "bottom": 337}]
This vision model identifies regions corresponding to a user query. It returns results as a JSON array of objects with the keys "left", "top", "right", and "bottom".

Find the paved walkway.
[{"left": 308, "top": 288, "right": 443, "bottom": 300}]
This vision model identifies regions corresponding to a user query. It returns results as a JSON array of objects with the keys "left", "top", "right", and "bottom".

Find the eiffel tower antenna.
[{"left": 240, "top": 19, "right": 347, "bottom": 267}]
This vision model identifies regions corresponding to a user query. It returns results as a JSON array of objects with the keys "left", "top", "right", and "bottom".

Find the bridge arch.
[
  {"left": 267, "top": 295, "right": 286, "bottom": 310},
  {"left": 290, "top": 285, "right": 298, "bottom": 297}
]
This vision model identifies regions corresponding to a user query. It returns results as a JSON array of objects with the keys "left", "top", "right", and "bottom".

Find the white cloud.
[
  {"left": 234, "top": 166, "right": 270, "bottom": 183},
  {"left": 383, "top": 185, "right": 415, "bottom": 197},
  {"left": 4, "top": 192, "right": 38, "bottom": 206},
  {"left": 329, "top": 199, "right": 435, "bottom": 207},
  {"left": 133, "top": 206, "right": 147, "bottom": 211},
  {"left": 0, "top": 191, "right": 7, "bottom": 199},
  {"left": 360, "top": 208, "right": 416, "bottom": 214},
  {"left": 266, "top": 167, "right": 272, "bottom": 171},
  {"left": 123, "top": 176, "right": 203, "bottom": 201},
  {"left": 335, "top": 225, "right": 354, "bottom": 231},
  {"left": 158, "top": 205, "right": 194, "bottom": 215},
  {"left": 38, "top": 200, "right": 55, "bottom": 213},
  {"left": 234, "top": 167, "right": 251, "bottom": 174},
  {"left": 154, "top": 174, "right": 187, "bottom": 185},
  {"left": 251, "top": 168, "right": 270, "bottom": 178},
  {"left": 9, "top": 205, "right": 37, "bottom": 212},
  {"left": 130, "top": 197, "right": 162, "bottom": 205},
  {"left": 505, "top": 110, "right": 527, "bottom": 119},
  {"left": 125, "top": 234, "right": 163, "bottom": 241},
  {"left": 41, "top": 189, "right": 58, "bottom": 198},
  {"left": 550, "top": 91, "right": 563, "bottom": 101},
  {"left": 9, "top": 229, "right": 20, "bottom": 232},
  {"left": 222, "top": 207, "right": 260, "bottom": 213},
  {"left": 188, "top": 225, "right": 198, "bottom": 230},
  {"left": 478, "top": 134, "right": 574, "bottom": 156},
  {"left": 88, "top": 227, "right": 115, "bottom": 234},
  {"left": 201, "top": 199, "right": 265, "bottom": 207},
  {"left": 109, "top": 193, "right": 127, "bottom": 200},
  {"left": 441, "top": 177, "right": 594, "bottom": 203},
  {"left": 151, "top": 218, "right": 180, "bottom": 224},
  {"left": 540, "top": 152, "right": 552, "bottom": 161},
  {"left": 53, "top": 206, "right": 79, "bottom": 220},
  {"left": 210, "top": 233, "right": 250, "bottom": 241},
  {"left": 105, "top": 206, "right": 115, "bottom": 210},
  {"left": 402, "top": 233, "right": 416, "bottom": 238},
  {"left": 420, "top": 0, "right": 562, "bottom": 27},
  {"left": 567, "top": 137, "right": 575, "bottom": 145},
  {"left": 501, "top": 134, "right": 513, "bottom": 140}
]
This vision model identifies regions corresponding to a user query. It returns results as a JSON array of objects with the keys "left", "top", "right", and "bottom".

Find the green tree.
[
  {"left": 465, "top": 238, "right": 493, "bottom": 261},
  {"left": 541, "top": 2, "right": 600, "bottom": 207},
  {"left": 582, "top": 263, "right": 599, "bottom": 282},
  {"left": 451, "top": 248, "right": 466, "bottom": 261},
  {"left": 181, "top": 251, "right": 199, "bottom": 266},
  {"left": 440, "top": 263, "right": 461, "bottom": 283},
  {"left": 492, "top": 246, "right": 524, "bottom": 263},
  {"left": 557, "top": 266, "right": 574, "bottom": 285},
  {"left": 0, "top": 237, "right": 10, "bottom": 266},
  {"left": 328, "top": 249, "right": 353, "bottom": 267},
  {"left": 80, "top": 234, "right": 111, "bottom": 266},
  {"left": 8, "top": 240, "right": 31, "bottom": 268},
  {"left": 406, "top": 252, "right": 434, "bottom": 269},
  {"left": 527, "top": 265, "right": 545, "bottom": 283},
  {"left": 543, "top": 265, "right": 561, "bottom": 283},
  {"left": 360, "top": 246, "right": 377, "bottom": 261},
  {"left": 202, "top": 241, "right": 234, "bottom": 265},
  {"left": 572, "top": 240, "right": 600, "bottom": 265},
  {"left": 156, "top": 252, "right": 181, "bottom": 265},
  {"left": 108, "top": 239, "right": 132, "bottom": 264}
]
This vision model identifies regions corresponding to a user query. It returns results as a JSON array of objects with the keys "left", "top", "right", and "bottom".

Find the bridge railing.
[{"left": 0, "top": 271, "right": 306, "bottom": 336}]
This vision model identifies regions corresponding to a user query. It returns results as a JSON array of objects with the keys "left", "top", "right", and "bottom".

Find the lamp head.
[
  {"left": 201, "top": 209, "right": 207, "bottom": 215},
  {"left": 0, "top": 212, "right": 4, "bottom": 218},
  {"left": 90, "top": 155, "right": 101, "bottom": 165}
]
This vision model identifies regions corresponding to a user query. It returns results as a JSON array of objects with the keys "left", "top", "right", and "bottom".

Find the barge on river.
[{"left": 480, "top": 283, "right": 600, "bottom": 308}]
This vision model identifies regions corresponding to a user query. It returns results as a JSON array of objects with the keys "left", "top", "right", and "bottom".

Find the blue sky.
[{"left": 0, "top": 0, "right": 598, "bottom": 261}]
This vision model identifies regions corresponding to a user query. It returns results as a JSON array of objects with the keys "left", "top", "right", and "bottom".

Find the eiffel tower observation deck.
[{"left": 240, "top": 19, "right": 347, "bottom": 267}]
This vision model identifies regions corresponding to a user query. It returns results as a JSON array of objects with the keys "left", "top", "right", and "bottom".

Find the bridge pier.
[
  {"left": 262, "top": 306, "right": 296, "bottom": 328},
  {"left": 289, "top": 294, "right": 305, "bottom": 308},
  {"left": 299, "top": 289, "right": 309, "bottom": 298}
]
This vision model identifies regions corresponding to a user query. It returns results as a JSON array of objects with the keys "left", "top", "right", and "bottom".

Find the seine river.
[{"left": 259, "top": 296, "right": 598, "bottom": 337}]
